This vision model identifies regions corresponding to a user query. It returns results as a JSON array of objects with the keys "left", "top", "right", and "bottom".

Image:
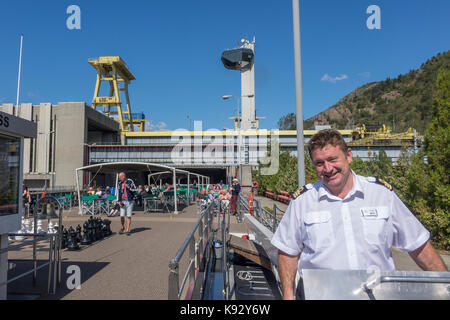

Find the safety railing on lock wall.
[
  {"left": 168, "top": 201, "right": 215, "bottom": 300},
  {"left": 237, "top": 194, "right": 284, "bottom": 233},
  {"left": 217, "top": 200, "right": 231, "bottom": 300}
]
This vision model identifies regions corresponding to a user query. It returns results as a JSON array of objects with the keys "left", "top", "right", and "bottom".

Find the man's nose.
[{"left": 323, "top": 161, "right": 333, "bottom": 172}]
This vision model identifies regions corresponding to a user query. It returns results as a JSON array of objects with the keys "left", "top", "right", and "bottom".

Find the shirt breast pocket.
[
  {"left": 361, "top": 206, "right": 389, "bottom": 245},
  {"left": 303, "top": 211, "right": 335, "bottom": 250}
]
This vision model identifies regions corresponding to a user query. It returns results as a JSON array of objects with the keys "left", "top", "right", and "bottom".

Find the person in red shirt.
[
  {"left": 118, "top": 172, "right": 136, "bottom": 235},
  {"left": 162, "top": 183, "right": 171, "bottom": 193}
]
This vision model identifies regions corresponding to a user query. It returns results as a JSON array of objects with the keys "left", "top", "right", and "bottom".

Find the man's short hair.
[{"left": 308, "top": 129, "right": 349, "bottom": 158}]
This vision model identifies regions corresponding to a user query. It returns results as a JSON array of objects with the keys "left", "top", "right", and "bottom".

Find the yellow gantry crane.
[
  {"left": 89, "top": 56, "right": 147, "bottom": 132},
  {"left": 349, "top": 124, "right": 418, "bottom": 147}
]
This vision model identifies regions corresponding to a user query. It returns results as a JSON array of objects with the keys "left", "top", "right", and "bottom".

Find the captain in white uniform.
[{"left": 271, "top": 129, "right": 448, "bottom": 300}]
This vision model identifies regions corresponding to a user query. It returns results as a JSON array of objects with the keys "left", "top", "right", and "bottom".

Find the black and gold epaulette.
[
  {"left": 292, "top": 184, "right": 312, "bottom": 199},
  {"left": 375, "top": 177, "right": 393, "bottom": 191}
]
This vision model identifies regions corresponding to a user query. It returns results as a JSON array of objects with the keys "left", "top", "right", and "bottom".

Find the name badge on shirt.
[{"left": 361, "top": 208, "right": 378, "bottom": 218}]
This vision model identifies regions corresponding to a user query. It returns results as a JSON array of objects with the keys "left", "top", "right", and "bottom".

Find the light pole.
[
  {"left": 15, "top": 34, "right": 24, "bottom": 117},
  {"left": 292, "top": 0, "right": 306, "bottom": 187},
  {"left": 222, "top": 95, "right": 242, "bottom": 180}
]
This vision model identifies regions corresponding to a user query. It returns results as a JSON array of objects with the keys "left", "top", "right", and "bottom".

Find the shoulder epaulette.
[
  {"left": 292, "top": 184, "right": 313, "bottom": 199},
  {"left": 374, "top": 177, "right": 393, "bottom": 191}
]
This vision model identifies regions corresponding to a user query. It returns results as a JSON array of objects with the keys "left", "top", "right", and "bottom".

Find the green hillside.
[{"left": 303, "top": 50, "right": 450, "bottom": 134}]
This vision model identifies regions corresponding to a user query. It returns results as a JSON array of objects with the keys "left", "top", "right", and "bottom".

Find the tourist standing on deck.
[
  {"left": 230, "top": 178, "right": 241, "bottom": 215},
  {"left": 22, "top": 184, "right": 31, "bottom": 203},
  {"left": 219, "top": 188, "right": 231, "bottom": 213},
  {"left": 163, "top": 183, "right": 171, "bottom": 192},
  {"left": 118, "top": 172, "right": 136, "bottom": 235},
  {"left": 196, "top": 188, "right": 207, "bottom": 202},
  {"left": 136, "top": 185, "right": 146, "bottom": 207},
  {"left": 22, "top": 184, "right": 31, "bottom": 216},
  {"left": 271, "top": 129, "right": 448, "bottom": 300}
]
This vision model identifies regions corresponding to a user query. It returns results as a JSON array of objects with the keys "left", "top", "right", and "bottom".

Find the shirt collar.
[
  {"left": 346, "top": 171, "right": 364, "bottom": 199},
  {"left": 318, "top": 170, "right": 364, "bottom": 201}
]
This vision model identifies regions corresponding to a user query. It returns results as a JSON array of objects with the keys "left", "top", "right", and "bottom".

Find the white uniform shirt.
[{"left": 271, "top": 172, "right": 430, "bottom": 271}]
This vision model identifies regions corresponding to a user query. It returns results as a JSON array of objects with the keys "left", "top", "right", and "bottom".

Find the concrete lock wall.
[
  {"left": 0, "top": 102, "right": 120, "bottom": 189},
  {"left": 54, "top": 102, "right": 87, "bottom": 187},
  {"left": 17, "top": 103, "right": 33, "bottom": 174}
]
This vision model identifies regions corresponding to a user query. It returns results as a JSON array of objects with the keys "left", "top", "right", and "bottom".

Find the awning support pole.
[
  {"left": 187, "top": 173, "right": 190, "bottom": 206},
  {"left": 76, "top": 169, "right": 82, "bottom": 215},
  {"left": 173, "top": 169, "right": 178, "bottom": 214}
]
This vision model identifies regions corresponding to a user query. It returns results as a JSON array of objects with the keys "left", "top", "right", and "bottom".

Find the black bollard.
[
  {"left": 103, "top": 219, "right": 112, "bottom": 236},
  {"left": 67, "top": 226, "right": 80, "bottom": 251},
  {"left": 88, "top": 218, "right": 96, "bottom": 243},
  {"left": 101, "top": 219, "right": 107, "bottom": 237},
  {"left": 97, "top": 218, "right": 104, "bottom": 240},
  {"left": 92, "top": 218, "right": 98, "bottom": 241},
  {"left": 93, "top": 217, "right": 99, "bottom": 240},
  {"left": 101, "top": 219, "right": 108, "bottom": 237},
  {"left": 94, "top": 217, "right": 100, "bottom": 240},
  {"left": 80, "top": 223, "right": 91, "bottom": 245},
  {"left": 76, "top": 225, "right": 82, "bottom": 243}
]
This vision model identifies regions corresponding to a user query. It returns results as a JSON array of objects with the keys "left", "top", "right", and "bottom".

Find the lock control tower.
[{"left": 221, "top": 38, "right": 257, "bottom": 130}]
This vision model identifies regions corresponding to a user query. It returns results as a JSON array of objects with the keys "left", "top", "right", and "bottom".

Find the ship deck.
[
  {"left": 6, "top": 203, "right": 247, "bottom": 300},
  {"left": 5, "top": 196, "right": 449, "bottom": 300}
]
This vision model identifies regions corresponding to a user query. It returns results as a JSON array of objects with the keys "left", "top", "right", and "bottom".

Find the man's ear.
[{"left": 347, "top": 148, "right": 353, "bottom": 164}]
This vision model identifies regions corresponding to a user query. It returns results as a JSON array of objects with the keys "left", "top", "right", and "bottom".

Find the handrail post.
[
  {"left": 221, "top": 200, "right": 227, "bottom": 300},
  {"left": 197, "top": 220, "right": 203, "bottom": 268},
  {"left": 33, "top": 211, "right": 37, "bottom": 285},
  {"left": 47, "top": 236, "right": 53, "bottom": 294},
  {"left": 168, "top": 259, "right": 180, "bottom": 300},
  {"left": 53, "top": 233, "right": 58, "bottom": 294},
  {"left": 189, "top": 237, "right": 196, "bottom": 290},
  {"left": 227, "top": 202, "right": 230, "bottom": 233},
  {"left": 273, "top": 204, "right": 277, "bottom": 232}
]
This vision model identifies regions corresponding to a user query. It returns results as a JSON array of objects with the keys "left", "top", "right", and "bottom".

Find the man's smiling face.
[{"left": 311, "top": 144, "right": 353, "bottom": 195}]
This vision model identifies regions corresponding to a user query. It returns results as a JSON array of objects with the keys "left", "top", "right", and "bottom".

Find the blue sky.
[{"left": 0, "top": 0, "right": 448, "bottom": 131}]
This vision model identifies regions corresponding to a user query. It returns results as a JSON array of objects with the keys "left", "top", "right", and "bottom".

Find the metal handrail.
[
  {"left": 168, "top": 201, "right": 214, "bottom": 300},
  {"left": 0, "top": 233, "right": 58, "bottom": 294},
  {"left": 249, "top": 198, "right": 281, "bottom": 233},
  {"left": 3, "top": 196, "right": 64, "bottom": 295},
  {"left": 380, "top": 275, "right": 450, "bottom": 284},
  {"left": 273, "top": 204, "right": 285, "bottom": 215},
  {"left": 362, "top": 275, "right": 450, "bottom": 292},
  {"left": 218, "top": 200, "right": 231, "bottom": 299}
]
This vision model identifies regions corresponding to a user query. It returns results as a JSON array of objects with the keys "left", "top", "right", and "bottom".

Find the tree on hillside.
[
  {"left": 278, "top": 113, "right": 296, "bottom": 130},
  {"left": 407, "top": 68, "right": 450, "bottom": 250},
  {"left": 387, "top": 148, "right": 411, "bottom": 204}
]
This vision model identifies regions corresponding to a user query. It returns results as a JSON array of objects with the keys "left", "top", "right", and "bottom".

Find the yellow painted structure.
[
  {"left": 348, "top": 125, "right": 417, "bottom": 147},
  {"left": 124, "top": 129, "right": 354, "bottom": 137},
  {"left": 228, "top": 116, "right": 266, "bottom": 130},
  {"left": 89, "top": 56, "right": 147, "bottom": 132}
]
